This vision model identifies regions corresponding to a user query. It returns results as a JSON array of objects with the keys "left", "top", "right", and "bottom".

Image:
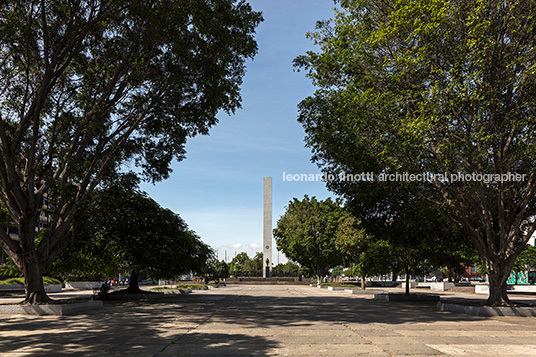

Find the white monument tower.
[{"left": 263, "top": 177, "right": 272, "bottom": 278}]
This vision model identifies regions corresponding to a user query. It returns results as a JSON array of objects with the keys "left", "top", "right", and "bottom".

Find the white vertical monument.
[{"left": 263, "top": 177, "right": 272, "bottom": 278}]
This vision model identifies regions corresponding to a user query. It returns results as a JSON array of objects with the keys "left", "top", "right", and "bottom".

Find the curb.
[
  {"left": 161, "top": 289, "right": 193, "bottom": 295},
  {"left": 437, "top": 302, "right": 536, "bottom": 317},
  {"left": 107, "top": 292, "right": 167, "bottom": 300},
  {"left": 374, "top": 293, "right": 440, "bottom": 302},
  {"left": 0, "top": 284, "right": 62, "bottom": 293},
  {"left": 0, "top": 300, "right": 103, "bottom": 316},
  {"left": 345, "top": 289, "right": 381, "bottom": 294}
]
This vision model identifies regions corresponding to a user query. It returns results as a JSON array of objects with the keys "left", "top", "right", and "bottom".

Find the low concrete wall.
[
  {"left": 475, "top": 284, "right": 489, "bottom": 294},
  {"left": 0, "top": 300, "right": 103, "bottom": 315},
  {"left": 0, "top": 284, "right": 61, "bottom": 293},
  {"left": 161, "top": 289, "right": 192, "bottom": 295},
  {"left": 366, "top": 281, "right": 399, "bottom": 287},
  {"left": 510, "top": 285, "right": 536, "bottom": 293},
  {"left": 44, "top": 284, "right": 62, "bottom": 293},
  {"left": 416, "top": 282, "right": 433, "bottom": 288},
  {"left": 401, "top": 282, "right": 417, "bottom": 289},
  {"left": 207, "top": 284, "right": 225, "bottom": 289},
  {"left": 0, "top": 284, "right": 24, "bottom": 292},
  {"left": 345, "top": 289, "right": 380, "bottom": 295},
  {"left": 374, "top": 293, "right": 440, "bottom": 302},
  {"left": 437, "top": 302, "right": 536, "bottom": 317},
  {"left": 327, "top": 287, "right": 347, "bottom": 291},
  {"left": 107, "top": 292, "right": 167, "bottom": 300},
  {"left": 475, "top": 284, "right": 536, "bottom": 295},
  {"left": 431, "top": 282, "right": 455, "bottom": 291},
  {"left": 107, "top": 289, "right": 193, "bottom": 300},
  {"left": 65, "top": 281, "right": 103, "bottom": 290}
]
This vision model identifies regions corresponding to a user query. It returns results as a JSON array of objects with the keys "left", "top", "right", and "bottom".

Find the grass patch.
[
  {"left": 0, "top": 278, "right": 24, "bottom": 285},
  {"left": 152, "top": 284, "right": 208, "bottom": 291},
  {"left": 319, "top": 283, "right": 360, "bottom": 288},
  {"left": 175, "top": 284, "right": 207, "bottom": 289},
  {"left": 0, "top": 277, "right": 61, "bottom": 285},
  {"left": 43, "top": 277, "right": 62, "bottom": 285}
]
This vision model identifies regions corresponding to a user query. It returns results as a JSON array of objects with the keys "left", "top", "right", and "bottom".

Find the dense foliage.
[
  {"left": 274, "top": 196, "right": 347, "bottom": 283},
  {"left": 200, "top": 258, "right": 230, "bottom": 284},
  {"left": 229, "top": 252, "right": 263, "bottom": 276},
  {"left": 50, "top": 178, "right": 212, "bottom": 292},
  {"left": 0, "top": 0, "right": 262, "bottom": 303},
  {"left": 296, "top": 0, "right": 536, "bottom": 305},
  {"left": 335, "top": 216, "right": 392, "bottom": 289}
]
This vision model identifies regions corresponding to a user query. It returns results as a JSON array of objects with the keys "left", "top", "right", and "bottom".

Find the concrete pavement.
[{"left": 1, "top": 284, "right": 536, "bottom": 356}]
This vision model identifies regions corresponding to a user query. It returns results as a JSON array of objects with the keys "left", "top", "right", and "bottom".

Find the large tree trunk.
[
  {"left": 457, "top": 205, "right": 533, "bottom": 306},
  {"left": 360, "top": 274, "right": 366, "bottom": 290},
  {"left": 22, "top": 255, "right": 50, "bottom": 304},
  {"left": 486, "top": 258, "right": 513, "bottom": 306},
  {"left": 487, "top": 273, "right": 510, "bottom": 306},
  {"left": 19, "top": 219, "right": 51, "bottom": 304},
  {"left": 126, "top": 269, "right": 142, "bottom": 293}
]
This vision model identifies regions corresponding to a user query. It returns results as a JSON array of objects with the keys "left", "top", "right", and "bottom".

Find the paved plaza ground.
[{"left": 1, "top": 284, "right": 536, "bottom": 356}]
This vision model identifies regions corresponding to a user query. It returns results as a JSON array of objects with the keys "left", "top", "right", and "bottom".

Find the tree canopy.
[
  {"left": 0, "top": 0, "right": 262, "bottom": 303},
  {"left": 273, "top": 195, "right": 347, "bottom": 283},
  {"left": 200, "top": 257, "right": 229, "bottom": 284},
  {"left": 50, "top": 178, "right": 212, "bottom": 292},
  {"left": 296, "top": 0, "right": 536, "bottom": 305},
  {"left": 228, "top": 251, "right": 263, "bottom": 276},
  {"left": 335, "top": 216, "right": 392, "bottom": 289},
  {"left": 273, "top": 261, "right": 301, "bottom": 277}
]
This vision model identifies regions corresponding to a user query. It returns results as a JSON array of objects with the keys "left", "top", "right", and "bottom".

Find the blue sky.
[{"left": 140, "top": 0, "right": 337, "bottom": 264}]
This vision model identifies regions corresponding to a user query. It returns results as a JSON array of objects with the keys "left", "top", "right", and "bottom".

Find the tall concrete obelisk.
[{"left": 263, "top": 177, "right": 272, "bottom": 278}]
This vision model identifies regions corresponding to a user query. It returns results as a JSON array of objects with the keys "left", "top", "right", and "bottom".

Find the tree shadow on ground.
[
  {"left": 0, "top": 287, "right": 535, "bottom": 356},
  {"left": 182, "top": 287, "right": 536, "bottom": 329},
  {"left": 156, "top": 332, "right": 279, "bottom": 356},
  {"left": 0, "top": 296, "right": 277, "bottom": 356}
]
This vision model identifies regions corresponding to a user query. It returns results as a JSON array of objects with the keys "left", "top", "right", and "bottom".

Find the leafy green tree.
[
  {"left": 243, "top": 252, "right": 263, "bottom": 276},
  {"left": 215, "top": 260, "right": 230, "bottom": 283},
  {"left": 335, "top": 216, "right": 391, "bottom": 289},
  {"left": 228, "top": 252, "right": 262, "bottom": 276},
  {"left": 229, "top": 252, "right": 250, "bottom": 276},
  {"left": 295, "top": 0, "right": 536, "bottom": 305},
  {"left": 333, "top": 184, "right": 475, "bottom": 294},
  {"left": 274, "top": 196, "right": 347, "bottom": 284},
  {"left": 433, "top": 240, "right": 480, "bottom": 283},
  {"left": 0, "top": 0, "right": 262, "bottom": 303},
  {"left": 50, "top": 179, "right": 212, "bottom": 293},
  {"left": 201, "top": 257, "right": 230, "bottom": 284},
  {"left": 273, "top": 261, "right": 301, "bottom": 277}
]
